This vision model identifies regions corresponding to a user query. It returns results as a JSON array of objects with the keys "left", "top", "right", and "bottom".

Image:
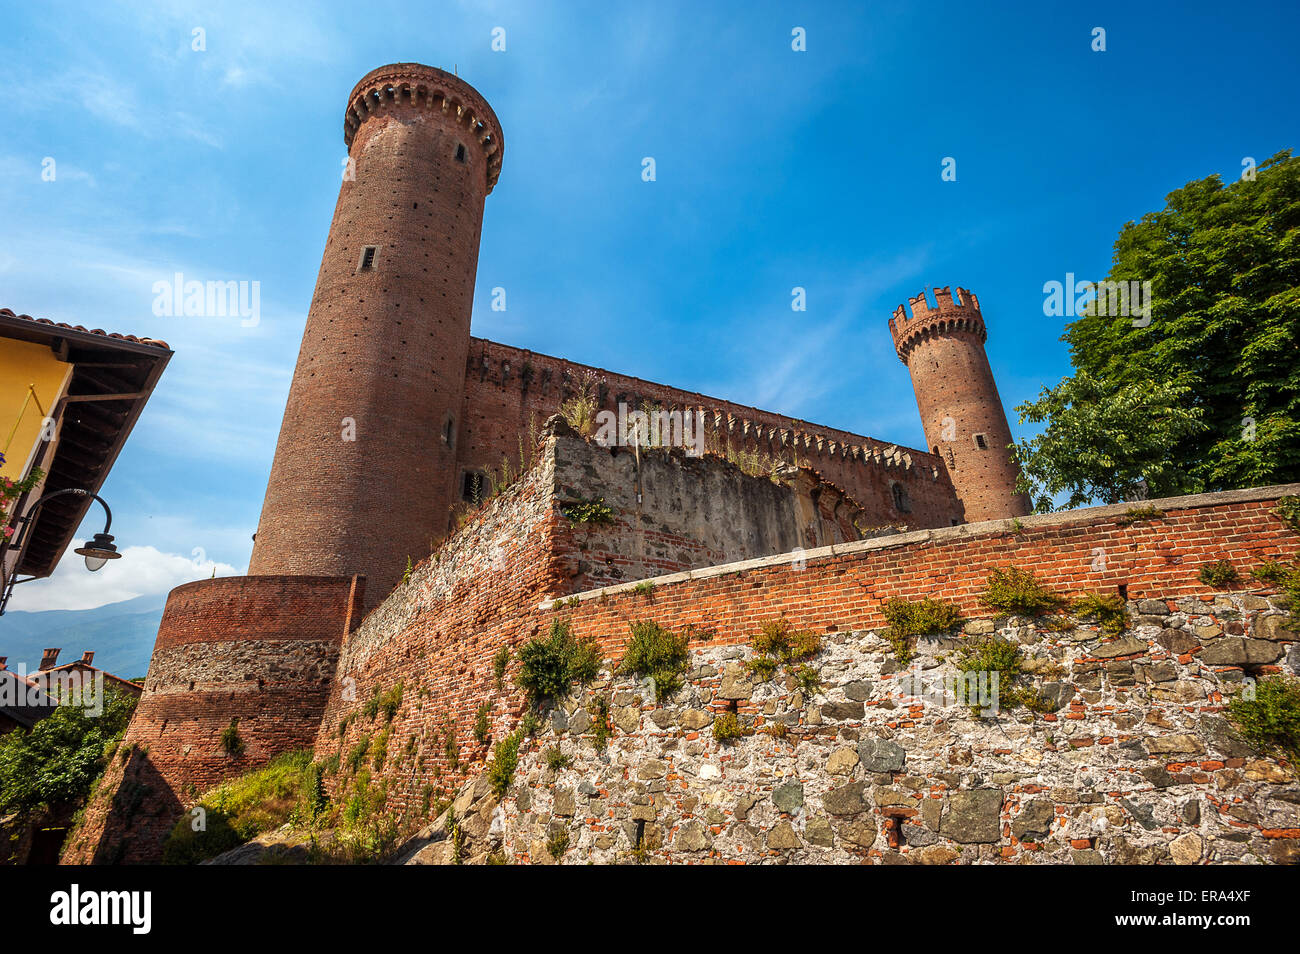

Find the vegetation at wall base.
[{"left": 161, "top": 749, "right": 324, "bottom": 864}]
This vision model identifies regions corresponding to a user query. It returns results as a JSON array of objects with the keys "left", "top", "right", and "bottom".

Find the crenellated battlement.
[
  {"left": 888, "top": 285, "right": 987, "bottom": 363},
  {"left": 692, "top": 407, "right": 928, "bottom": 476},
  {"left": 342, "top": 63, "right": 504, "bottom": 193}
]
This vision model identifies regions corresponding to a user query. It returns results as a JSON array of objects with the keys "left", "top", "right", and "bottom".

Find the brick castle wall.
[
  {"left": 312, "top": 475, "right": 1300, "bottom": 854},
  {"left": 67, "top": 467, "right": 1299, "bottom": 864},
  {"left": 316, "top": 423, "right": 886, "bottom": 812},
  {"left": 460, "top": 338, "right": 964, "bottom": 531},
  {"left": 63, "top": 575, "right": 361, "bottom": 864}
]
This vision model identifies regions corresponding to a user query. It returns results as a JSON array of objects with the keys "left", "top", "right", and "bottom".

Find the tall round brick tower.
[
  {"left": 889, "top": 286, "right": 1031, "bottom": 523},
  {"left": 249, "top": 64, "right": 504, "bottom": 603}
]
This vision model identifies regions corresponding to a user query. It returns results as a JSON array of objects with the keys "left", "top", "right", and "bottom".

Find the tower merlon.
[{"left": 889, "top": 283, "right": 987, "bottom": 363}]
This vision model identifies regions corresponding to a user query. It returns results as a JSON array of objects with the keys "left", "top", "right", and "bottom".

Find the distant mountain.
[{"left": 0, "top": 594, "right": 166, "bottom": 680}]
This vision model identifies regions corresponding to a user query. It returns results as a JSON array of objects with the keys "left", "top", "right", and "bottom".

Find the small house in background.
[
  {"left": 28, "top": 648, "right": 144, "bottom": 699},
  {"left": 0, "top": 656, "right": 51, "bottom": 734},
  {"left": 0, "top": 649, "right": 142, "bottom": 734}
]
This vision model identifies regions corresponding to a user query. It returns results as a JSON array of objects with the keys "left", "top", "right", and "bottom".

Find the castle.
[
  {"left": 64, "top": 65, "right": 1299, "bottom": 866},
  {"left": 248, "top": 63, "right": 1029, "bottom": 607}
]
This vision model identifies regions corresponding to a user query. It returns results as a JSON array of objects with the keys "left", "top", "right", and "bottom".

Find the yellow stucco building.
[{"left": 0, "top": 307, "right": 170, "bottom": 612}]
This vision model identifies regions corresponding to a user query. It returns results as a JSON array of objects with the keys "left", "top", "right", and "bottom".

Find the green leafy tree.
[
  {"left": 0, "top": 687, "right": 137, "bottom": 817},
  {"left": 1016, "top": 150, "right": 1300, "bottom": 509},
  {"left": 1014, "top": 372, "right": 1206, "bottom": 510}
]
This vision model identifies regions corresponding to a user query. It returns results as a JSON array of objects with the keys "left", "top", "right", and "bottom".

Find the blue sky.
[{"left": 2, "top": 0, "right": 1297, "bottom": 610}]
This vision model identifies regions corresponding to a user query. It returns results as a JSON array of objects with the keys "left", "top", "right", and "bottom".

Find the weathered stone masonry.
[
  {"left": 69, "top": 413, "right": 1300, "bottom": 864},
  {"left": 425, "top": 587, "right": 1298, "bottom": 866},
  {"left": 329, "top": 475, "right": 1299, "bottom": 864}
]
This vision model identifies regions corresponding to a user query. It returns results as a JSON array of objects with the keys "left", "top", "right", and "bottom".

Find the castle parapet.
[
  {"left": 343, "top": 63, "right": 504, "bottom": 192},
  {"left": 889, "top": 286, "right": 987, "bottom": 363}
]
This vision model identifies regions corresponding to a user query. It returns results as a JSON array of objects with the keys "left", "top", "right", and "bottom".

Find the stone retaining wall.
[{"left": 439, "top": 589, "right": 1296, "bottom": 865}]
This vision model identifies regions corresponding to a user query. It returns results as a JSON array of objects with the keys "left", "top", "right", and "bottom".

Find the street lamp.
[
  {"left": 75, "top": 531, "right": 120, "bottom": 571},
  {"left": 0, "top": 488, "right": 121, "bottom": 614}
]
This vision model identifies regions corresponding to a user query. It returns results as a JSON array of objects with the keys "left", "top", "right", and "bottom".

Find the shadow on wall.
[{"left": 81, "top": 747, "right": 183, "bottom": 866}]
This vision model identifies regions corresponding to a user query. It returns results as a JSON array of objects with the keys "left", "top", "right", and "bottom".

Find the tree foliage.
[
  {"left": 0, "top": 687, "right": 137, "bottom": 817},
  {"left": 1016, "top": 150, "right": 1300, "bottom": 509},
  {"left": 1014, "top": 372, "right": 1206, "bottom": 510}
]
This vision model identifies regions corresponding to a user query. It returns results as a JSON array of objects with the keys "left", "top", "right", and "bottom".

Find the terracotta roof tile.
[{"left": 0, "top": 307, "right": 171, "bottom": 351}]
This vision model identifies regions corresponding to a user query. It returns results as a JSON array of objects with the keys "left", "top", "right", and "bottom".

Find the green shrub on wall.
[
  {"left": 953, "top": 638, "right": 1050, "bottom": 713},
  {"left": 1254, "top": 559, "right": 1300, "bottom": 605},
  {"left": 1198, "top": 560, "right": 1240, "bottom": 588},
  {"left": 1275, "top": 496, "right": 1300, "bottom": 532},
  {"left": 487, "top": 730, "right": 524, "bottom": 798},
  {"left": 881, "top": 597, "right": 965, "bottom": 663},
  {"left": 980, "top": 567, "right": 1066, "bottom": 616},
  {"left": 1072, "top": 592, "right": 1129, "bottom": 638},
  {"left": 473, "top": 703, "right": 492, "bottom": 745},
  {"left": 618, "top": 620, "right": 691, "bottom": 703},
  {"left": 493, "top": 646, "right": 510, "bottom": 689},
  {"left": 1229, "top": 676, "right": 1300, "bottom": 765},
  {"left": 515, "top": 620, "right": 602, "bottom": 705},
  {"left": 219, "top": 719, "right": 244, "bottom": 757},
  {"left": 712, "top": 712, "right": 746, "bottom": 743}
]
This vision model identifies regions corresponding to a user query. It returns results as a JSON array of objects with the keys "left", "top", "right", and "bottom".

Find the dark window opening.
[
  {"left": 892, "top": 482, "right": 911, "bottom": 513},
  {"left": 442, "top": 416, "right": 456, "bottom": 448},
  {"left": 455, "top": 142, "right": 467, "bottom": 163},
  {"left": 974, "top": 433, "right": 988, "bottom": 450},
  {"left": 359, "top": 245, "right": 377, "bottom": 271}
]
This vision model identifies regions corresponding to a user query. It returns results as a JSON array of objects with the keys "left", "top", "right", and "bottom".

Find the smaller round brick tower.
[
  {"left": 249, "top": 64, "right": 504, "bottom": 604},
  {"left": 889, "top": 286, "right": 1031, "bottom": 523}
]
